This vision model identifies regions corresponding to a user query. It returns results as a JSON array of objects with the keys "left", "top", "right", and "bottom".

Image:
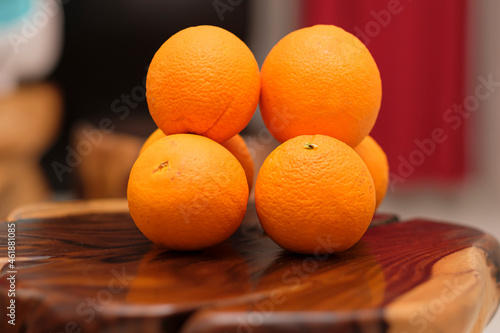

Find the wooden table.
[{"left": 1, "top": 199, "right": 499, "bottom": 333}]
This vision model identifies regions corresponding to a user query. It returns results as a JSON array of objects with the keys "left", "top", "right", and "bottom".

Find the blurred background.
[{"left": 0, "top": 0, "right": 499, "bottom": 328}]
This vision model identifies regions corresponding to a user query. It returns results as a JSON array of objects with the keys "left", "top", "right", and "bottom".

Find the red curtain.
[{"left": 303, "top": 0, "right": 468, "bottom": 186}]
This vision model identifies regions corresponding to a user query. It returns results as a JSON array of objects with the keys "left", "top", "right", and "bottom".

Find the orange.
[
  {"left": 354, "top": 136, "right": 389, "bottom": 209},
  {"left": 140, "top": 129, "right": 255, "bottom": 191},
  {"left": 146, "top": 25, "right": 260, "bottom": 143},
  {"left": 260, "top": 24, "right": 382, "bottom": 147},
  {"left": 139, "top": 128, "right": 165, "bottom": 155},
  {"left": 255, "top": 135, "right": 375, "bottom": 255},
  {"left": 127, "top": 134, "right": 249, "bottom": 251},
  {"left": 219, "top": 134, "right": 255, "bottom": 192}
]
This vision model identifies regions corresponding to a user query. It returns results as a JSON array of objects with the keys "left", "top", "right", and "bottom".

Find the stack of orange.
[
  {"left": 127, "top": 24, "right": 389, "bottom": 254},
  {"left": 128, "top": 25, "right": 259, "bottom": 251}
]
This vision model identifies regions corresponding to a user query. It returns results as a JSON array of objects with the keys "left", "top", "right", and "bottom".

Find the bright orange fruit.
[
  {"left": 139, "top": 128, "right": 165, "bottom": 155},
  {"left": 219, "top": 134, "right": 255, "bottom": 192},
  {"left": 354, "top": 136, "right": 389, "bottom": 209},
  {"left": 146, "top": 25, "right": 260, "bottom": 143},
  {"left": 260, "top": 25, "right": 382, "bottom": 147},
  {"left": 140, "top": 129, "right": 255, "bottom": 191},
  {"left": 255, "top": 135, "right": 376, "bottom": 255},
  {"left": 127, "top": 134, "right": 249, "bottom": 251}
]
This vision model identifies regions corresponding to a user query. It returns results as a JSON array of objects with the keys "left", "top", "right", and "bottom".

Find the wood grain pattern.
[
  {"left": 6, "top": 199, "right": 128, "bottom": 222},
  {"left": 0, "top": 199, "right": 498, "bottom": 333},
  {"left": 386, "top": 247, "right": 499, "bottom": 333}
]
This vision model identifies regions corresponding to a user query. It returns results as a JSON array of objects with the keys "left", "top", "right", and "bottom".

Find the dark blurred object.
[
  {"left": 0, "top": 83, "right": 62, "bottom": 218},
  {"left": 71, "top": 122, "right": 144, "bottom": 199},
  {"left": 44, "top": 0, "right": 250, "bottom": 190}
]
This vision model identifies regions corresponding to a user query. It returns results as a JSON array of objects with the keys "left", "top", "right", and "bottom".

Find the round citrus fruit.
[
  {"left": 139, "top": 128, "right": 166, "bottom": 155},
  {"left": 127, "top": 134, "right": 249, "bottom": 251},
  {"left": 260, "top": 24, "right": 382, "bottom": 147},
  {"left": 255, "top": 135, "right": 376, "bottom": 254},
  {"left": 354, "top": 136, "right": 389, "bottom": 209},
  {"left": 146, "top": 25, "right": 260, "bottom": 143},
  {"left": 219, "top": 134, "right": 255, "bottom": 192},
  {"left": 140, "top": 129, "right": 255, "bottom": 191}
]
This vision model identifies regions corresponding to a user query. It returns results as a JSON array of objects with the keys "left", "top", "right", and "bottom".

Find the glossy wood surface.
[{"left": 0, "top": 199, "right": 498, "bottom": 333}]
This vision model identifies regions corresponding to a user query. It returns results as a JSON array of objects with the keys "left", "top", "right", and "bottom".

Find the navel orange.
[
  {"left": 260, "top": 25, "right": 382, "bottom": 147},
  {"left": 146, "top": 25, "right": 260, "bottom": 143},
  {"left": 127, "top": 134, "right": 249, "bottom": 251},
  {"left": 255, "top": 135, "right": 376, "bottom": 255},
  {"left": 354, "top": 136, "right": 389, "bottom": 209}
]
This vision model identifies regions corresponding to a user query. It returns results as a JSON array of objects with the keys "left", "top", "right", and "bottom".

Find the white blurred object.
[{"left": 0, "top": 0, "right": 64, "bottom": 96}]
